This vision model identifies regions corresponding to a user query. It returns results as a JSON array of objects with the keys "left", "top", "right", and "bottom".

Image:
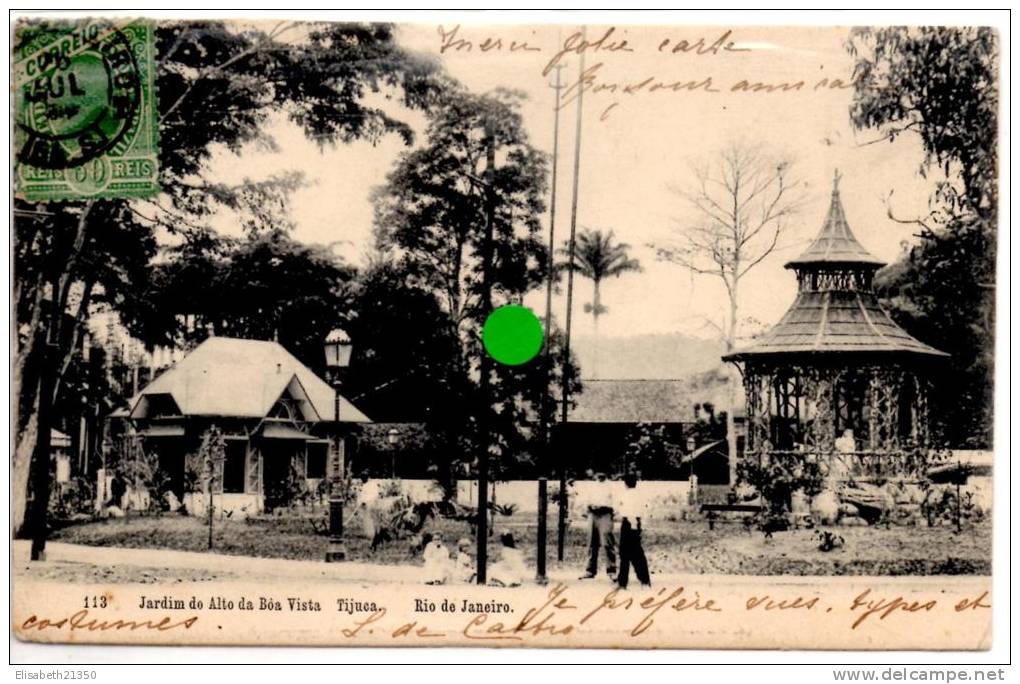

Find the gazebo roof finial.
[{"left": 784, "top": 170, "right": 884, "bottom": 270}]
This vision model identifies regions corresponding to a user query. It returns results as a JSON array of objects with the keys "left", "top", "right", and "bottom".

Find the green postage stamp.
[{"left": 13, "top": 19, "right": 159, "bottom": 201}]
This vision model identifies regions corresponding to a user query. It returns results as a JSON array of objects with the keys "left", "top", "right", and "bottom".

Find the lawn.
[{"left": 50, "top": 508, "right": 992, "bottom": 576}]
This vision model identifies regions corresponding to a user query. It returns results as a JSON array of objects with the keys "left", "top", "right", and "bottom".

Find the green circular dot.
[{"left": 482, "top": 305, "right": 544, "bottom": 366}]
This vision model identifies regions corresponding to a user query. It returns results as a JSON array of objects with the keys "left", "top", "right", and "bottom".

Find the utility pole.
[
  {"left": 537, "top": 61, "right": 565, "bottom": 583},
  {"left": 476, "top": 116, "right": 497, "bottom": 584},
  {"left": 558, "top": 28, "right": 586, "bottom": 562}
]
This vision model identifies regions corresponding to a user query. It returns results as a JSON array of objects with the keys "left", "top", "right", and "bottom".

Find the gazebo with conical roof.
[{"left": 723, "top": 174, "right": 948, "bottom": 474}]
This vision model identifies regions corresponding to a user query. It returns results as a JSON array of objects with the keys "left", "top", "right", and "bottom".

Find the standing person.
[
  {"left": 835, "top": 429, "right": 856, "bottom": 454},
  {"left": 832, "top": 429, "right": 856, "bottom": 481},
  {"left": 357, "top": 472, "right": 384, "bottom": 550},
  {"left": 581, "top": 471, "right": 617, "bottom": 579},
  {"left": 616, "top": 471, "right": 651, "bottom": 589}
]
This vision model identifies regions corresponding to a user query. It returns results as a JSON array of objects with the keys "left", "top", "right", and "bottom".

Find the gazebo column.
[
  {"left": 804, "top": 367, "right": 836, "bottom": 452},
  {"left": 867, "top": 367, "right": 904, "bottom": 451},
  {"left": 867, "top": 369, "right": 880, "bottom": 450},
  {"left": 743, "top": 366, "right": 773, "bottom": 455},
  {"left": 772, "top": 370, "right": 800, "bottom": 449},
  {"left": 910, "top": 373, "right": 931, "bottom": 448}
]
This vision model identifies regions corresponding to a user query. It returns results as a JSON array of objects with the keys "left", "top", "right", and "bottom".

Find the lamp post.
[
  {"left": 324, "top": 328, "right": 353, "bottom": 563},
  {"left": 387, "top": 427, "right": 400, "bottom": 479}
]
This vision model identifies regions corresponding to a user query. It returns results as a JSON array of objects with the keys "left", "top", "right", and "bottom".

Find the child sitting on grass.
[
  {"left": 422, "top": 532, "right": 451, "bottom": 585},
  {"left": 488, "top": 531, "right": 526, "bottom": 587},
  {"left": 454, "top": 537, "right": 475, "bottom": 583}
]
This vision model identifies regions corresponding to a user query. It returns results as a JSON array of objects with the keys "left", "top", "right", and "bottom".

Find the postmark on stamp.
[{"left": 13, "top": 19, "right": 159, "bottom": 201}]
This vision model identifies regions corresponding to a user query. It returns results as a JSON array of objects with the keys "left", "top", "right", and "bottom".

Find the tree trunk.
[
  {"left": 12, "top": 306, "right": 45, "bottom": 538},
  {"left": 591, "top": 281, "right": 600, "bottom": 380},
  {"left": 12, "top": 390, "right": 40, "bottom": 537},
  {"left": 13, "top": 202, "right": 94, "bottom": 538},
  {"left": 12, "top": 280, "right": 92, "bottom": 537},
  {"left": 726, "top": 279, "right": 740, "bottom": 486},
  {"left": 30, "top": 337, "right": 58, "bottom": 560}
]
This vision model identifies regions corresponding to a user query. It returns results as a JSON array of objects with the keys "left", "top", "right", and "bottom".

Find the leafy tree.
[
  {"left": 343, "top": 257, "right": 467, "bottom": 424},
  {"left": 12, "top": 19, "right": 439, "bottom": 536},
  {"left": 139, "top": 228, "right": 358, "bottom": 368},
  {"left": 623, "top": 423, "right": 684, "bottom": 480},
  {"left": 343, "top": 257, "right": 471, "bottom": 495},
  {"left": 848, "top": 28, "right": 996, "bottom": 218},
  {"left": 373, "top": 86, "right": 577, "bottom": 479},
  {"left": 477, "top": 326, "right": 581, "bottom": 481},
  {"left": 373, "top": 88, "right": 549, "bottom": 339},
  {"left": 559, "top": 228, "right": 641, "bottom": 377},
  {"left": 848, "top": 27, "right": 997, "bottom": 447},
  {"left": 215, "top": 230, "right": 355, "bottom": 367}
]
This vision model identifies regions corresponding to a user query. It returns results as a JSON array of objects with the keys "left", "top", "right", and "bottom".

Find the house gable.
[
  {"left": 130, "top": 392, "right": 182, "bottom": 420},
  {"left": 128, "top": 337, "right": 371, "bottom": 423}
]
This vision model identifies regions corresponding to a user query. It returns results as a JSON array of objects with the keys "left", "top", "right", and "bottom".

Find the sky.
[{"left": 203, "top": 22, "right": 937, "bottom": 346}]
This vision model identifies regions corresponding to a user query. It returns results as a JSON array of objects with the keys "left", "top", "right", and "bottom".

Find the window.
[
  {"left": 306, "top": 442, "right": 328, "bottom": 480},
  {"left": 222, "top": 440, "right": 247, "bottom": 494},
  {"left": 144, "top": 393, "right": 179, "bottom": 418}
]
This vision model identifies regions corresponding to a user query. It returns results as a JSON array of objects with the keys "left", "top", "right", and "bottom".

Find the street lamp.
[
  {"left": 387, "top": 427, "right": 400, "bottom": 479},
  {"left": 324, "top": 328, "right": 354, "bottom": 370},
  {"left": 324, "top": 328, "right": 353, "bottom": 563}
]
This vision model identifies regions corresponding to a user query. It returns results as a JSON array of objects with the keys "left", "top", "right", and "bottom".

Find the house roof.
[
  {"left": 785, "top": 177, "right": 885, "bottom": 270},
  {"left": 684, "top": 439, "right": 726, "bottom": 464},
  {"left": 128, "top": 337, "right": 370, "bottom": 423},
  {"left": 568, "top": 378, "right": 727, "bottom": 424}
]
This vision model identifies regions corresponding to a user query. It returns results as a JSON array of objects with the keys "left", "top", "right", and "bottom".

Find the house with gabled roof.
[{"left": 121, "top": 336, "right": 370, "bottom": 515}]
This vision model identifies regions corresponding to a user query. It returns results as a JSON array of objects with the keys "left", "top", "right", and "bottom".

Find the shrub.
[{"left": 737, "top": 454, "right": 825, "bottom": 533}]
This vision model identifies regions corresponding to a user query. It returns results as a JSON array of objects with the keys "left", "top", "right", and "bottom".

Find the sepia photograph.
[{"left": 8, "top": 9, "right": 1005, "bottom": 664}]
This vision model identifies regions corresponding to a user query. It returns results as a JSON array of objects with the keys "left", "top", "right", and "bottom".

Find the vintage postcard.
[{"left": 10, "top": 14, "right": 998, "bottom": 651}]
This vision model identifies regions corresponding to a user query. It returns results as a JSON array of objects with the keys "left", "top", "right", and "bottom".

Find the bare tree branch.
[{"left": 652, "top": 143, "right": 804, "bottom": 347}]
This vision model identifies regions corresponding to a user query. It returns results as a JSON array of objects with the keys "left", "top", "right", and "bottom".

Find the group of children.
[
  {"left": 421, "top": 531, "right": 527, "bottom": 587},
  {"left": 418, "top": 472, "right": 652, "bottom": 588}
]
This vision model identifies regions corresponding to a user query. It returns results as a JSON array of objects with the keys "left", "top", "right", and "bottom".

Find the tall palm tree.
[{"left": 560, "top": 228, "right": 642, "bottom": 377}]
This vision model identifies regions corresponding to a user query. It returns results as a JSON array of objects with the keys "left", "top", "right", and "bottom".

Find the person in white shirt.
[
  {"left": 357, "top": 473, "right": 384, "bottom": 550},
  {"left": 616, "top": 471, "right": 651, "bottom": 589},
  {"left": 581, "top": 472, "right": 617, "bottom": 579}
]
